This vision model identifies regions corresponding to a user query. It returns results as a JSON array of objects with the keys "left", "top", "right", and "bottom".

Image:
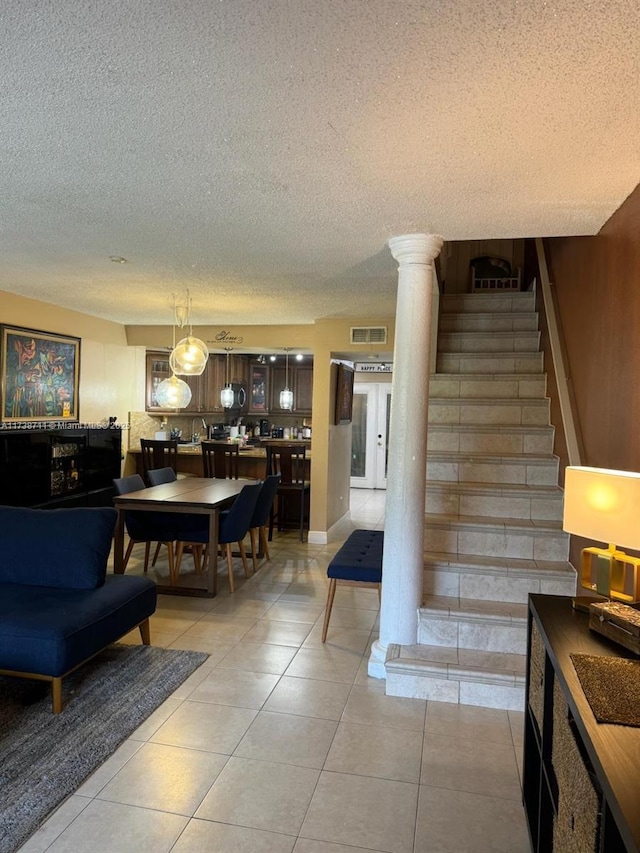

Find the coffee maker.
[{"left": 259, "top": 419, "right": 270, "bottom": 437}]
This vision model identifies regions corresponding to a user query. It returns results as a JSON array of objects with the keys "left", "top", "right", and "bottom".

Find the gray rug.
[{"left": 0, "top": 644, "right": 208, "bottom": 853}]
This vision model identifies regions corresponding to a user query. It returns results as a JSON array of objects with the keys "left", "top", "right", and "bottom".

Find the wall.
[{"left": 0, "top": 290, "right": 141, "bottom": 428}]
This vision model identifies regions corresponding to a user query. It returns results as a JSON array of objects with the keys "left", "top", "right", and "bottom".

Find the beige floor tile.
[
  {"left": 164, "top": 662, "right": 215, "bottom": 700},
  {"left": 76, "top": 739, "right": 144, "bottom": 797},
  {"left": 325, "top": 721, "right": 423, "bottom": 783},
  {"left": 425, "top": 700, "right": 512, "bottom": 744},
  {"left": 415, "top": 785, "right": 530, "bottom": 852},
  {"left": 342, "top": 683, "right": 427, "bottom": 731},
  {"left": 187, "top": 667, "right": 280, "bottom": 709},
  {"left": 303, "top": 625, "right": 372, "bottom": 654},
  {"left": 421, "top": 734, "right": 522, "bottom": 800},
  {"left": 234, "top": 710, "right": 338, "bottom": 768},
  {"left": 293, "top": 841, "right": 380, "bottom": 853},
  {"left": 17, "top": 795, "right": 91, "bottom": 853},
  {"left": 300, "top": 771, "right": 418, "bottom": 853},
  {"left": 182, "top": 615, "right": 257, "bottom": 642},
  {"left": 128, "top": 697, "right": 185, "bottom": 741},
  {"left": 284, "top": 647, "right": 362, "bottom": 684},
  {"left": 45, "top": 799, "right": 188, "bottom": 853},
  {"left": 243, "top": 619, "right": 314, "bottom": 646},
  {"left": 167, "top": 636, "right": 235, "bottom": 663},
  {"left": 195, "top": 756, "right": 320, "bottom": 836},
  {"left": 150, "top": 699, "right": 257, "bottom": 754},
  {"left": 263, "top": 676, "right": 351, "bottom": 721},
  {"left": 210, "top": 597, "right": 275, "bottom": 618},
  {"left": 171, "top": 819, "right": 296, "bottom": 853},
  {"left": 263, "top": 601, "right": 326, "bottom": 623},
  {"left": 322, "top": 606, "right": 378, "bottom": 631},
  {"left": 218, "top": 641, "right": 297, "bottom": 674},
  {"left": 96, "top": 742, "right": 228, "bottom": 815}
]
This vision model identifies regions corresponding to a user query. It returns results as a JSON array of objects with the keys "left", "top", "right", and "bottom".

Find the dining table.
[{"left": 113, "top": 477, "right": 259, "bottom": 597}]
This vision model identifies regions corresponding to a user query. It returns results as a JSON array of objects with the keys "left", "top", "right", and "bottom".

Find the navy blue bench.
[{"left": 322, "top": 529, "right": 383, "bottom": 642}]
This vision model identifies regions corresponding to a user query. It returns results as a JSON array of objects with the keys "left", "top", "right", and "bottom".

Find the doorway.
[{"left": 350, "top": 383, "right": 392, "bottom": 489}]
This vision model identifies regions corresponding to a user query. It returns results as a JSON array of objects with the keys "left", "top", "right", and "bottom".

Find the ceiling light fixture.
[
  {"left": 169, "top": 289, "right": 209, "bottom": 377},
  {"left": 279, "top": 347, "right": 293, "bottom": 411},
  {"left": 220, "top": 348, "right": 235, "bottom": 409},
  {"left": 155, "top": 308, "right": 192, "bottom": 409}
]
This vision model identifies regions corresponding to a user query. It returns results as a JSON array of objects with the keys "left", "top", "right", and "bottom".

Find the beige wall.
[{"left": 0, "top": 290, "right": 142, "bottom": 428}]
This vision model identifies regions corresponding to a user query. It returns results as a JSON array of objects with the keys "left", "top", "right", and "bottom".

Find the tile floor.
[{"left": 18, "top": 489, "right": 530, "bottom": 853}]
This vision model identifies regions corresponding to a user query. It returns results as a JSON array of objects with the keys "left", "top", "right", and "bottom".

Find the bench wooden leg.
[
  {"left": 139, "top": 618, "right": 151, "bottom": 645},
  {"left": 52, "top": 677, "right": 63, "bottom": 714},
  {"left": 322, "top": 578, "right": 337, "bottom": 643}
]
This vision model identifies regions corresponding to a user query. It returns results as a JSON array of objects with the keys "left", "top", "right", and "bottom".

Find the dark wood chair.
[
  {"left": 201, "top": 440, "right": 239, "bottom": 479},
  {"left": 265, "top": 443, "right": 310, "bottom": 541},
  {"left": 248, "top": 474, "right": 281, "bottom": 572},
  {"left": 140, "top": 439, "right": 178, "bottom": 485}
]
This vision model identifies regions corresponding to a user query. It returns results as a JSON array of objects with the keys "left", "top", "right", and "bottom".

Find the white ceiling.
[{"left": 1, "top": 0, "right": 638, "bottom": 326}]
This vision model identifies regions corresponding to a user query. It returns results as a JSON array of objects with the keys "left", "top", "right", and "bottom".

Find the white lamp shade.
[
  {"left": 279, "top": 388, "right": 294, "bottom": 410},
  {"left": 155, "top": 375, "right": 192, "bottom": 409},
  {"left": 169, "top": 336, "right": 209, "bottom": 376},
  {"left": 220, "top": 384, "right": 235, "bottom": 408},
  {"left": 563, "top": 466, "right": 640, "bottom": 551}
]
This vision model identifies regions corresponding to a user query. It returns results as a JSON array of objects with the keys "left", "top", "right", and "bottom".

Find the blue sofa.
[{"left": 0, "top": 505, "right": 157, "bottom": 712}]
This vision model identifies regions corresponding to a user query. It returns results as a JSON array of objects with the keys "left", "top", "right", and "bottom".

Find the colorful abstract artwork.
[{"left": 1, "top": 326, "right": 80, "bottom": 423}]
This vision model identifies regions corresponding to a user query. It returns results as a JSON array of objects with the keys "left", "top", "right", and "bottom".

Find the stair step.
[
  {"left": 430, "top": 373, "right": 546, "bottom": 399},
  {"left": 422, "top": 551, "right": 576, "bottom": 603},
  {"left": 429, "top": 397, "right": 549, "bottom": 426},
  {"left": 426, "top": 481, "right": 563, "bottom": 520},
  {"left": 385, "top": 642, "right": 526, "bottom": 710},
  {"left": 427, "top": 451, "right": 559, "bottom": 485},
  {"left": 439, "top": 312, "right": 539, "bottom": 332},
  {"left": 424, "top": 514, "right": 569, "bottom": 561},
  {"left": 436, "top": 351, "right": 544, "bottom": 374},
  {"left": 441, "top": 292, "right": 535, "bottom": 315},
  {"left": 418, "top": 595, "right": 528, "bottom": 653},
  {"left": 438, "top": 330, "right": 540, "bottom": 353},
  {"left": 428, "top": 424, "right": 554, "bottom": 455}
]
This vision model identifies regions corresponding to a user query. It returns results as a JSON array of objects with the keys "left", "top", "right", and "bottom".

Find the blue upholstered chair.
[
  {"left": 248, "top": 474, "right": 281, "bottom": 572},
  {"left": 112, "top": 474, "right": 177, "bottom": 581}
]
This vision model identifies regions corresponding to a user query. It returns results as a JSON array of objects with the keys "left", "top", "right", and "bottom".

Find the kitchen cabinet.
[
  {"left": 145, "top": 351, "right": 204, "bottom": 413},
  {"left": 269, "top": 362, "right": 313, "bottom": 415},
  {"left": 247, "top": 362, "right": 270, "bottom": 415},
  {"left": 146, "top": 352, "right": 250, "bottom": 414},
  {"left": 524, "top": 594, "right": 640, "bottom": 853}
]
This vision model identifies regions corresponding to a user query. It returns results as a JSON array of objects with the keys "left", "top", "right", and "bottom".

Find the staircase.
[{"left": 384, "top": 288, "right": 577, "bottom": 710}]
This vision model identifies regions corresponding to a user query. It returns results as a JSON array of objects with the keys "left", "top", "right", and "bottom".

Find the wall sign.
[{"left": 355, "top": 363, "right": 393, "bottom": 373}]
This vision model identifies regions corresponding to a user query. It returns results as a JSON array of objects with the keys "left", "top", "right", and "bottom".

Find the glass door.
[{"left": 350, "top": 383, "right": 392, "bottom": 489}]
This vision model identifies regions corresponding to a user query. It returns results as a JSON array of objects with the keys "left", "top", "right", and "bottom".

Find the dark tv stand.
[{"left": 524, "top": 594, "right": 640, "bottom": 852}]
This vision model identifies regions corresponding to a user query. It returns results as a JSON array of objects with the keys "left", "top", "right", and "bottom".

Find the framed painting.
[
  {"left": 334, "top": 362, "right": 354, "bottom": 425},
  {"left": 0, "top": 325, "right": 80, "bottom": 424}
]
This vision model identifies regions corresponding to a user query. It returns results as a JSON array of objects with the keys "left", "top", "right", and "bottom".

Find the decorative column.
[{"left": 368, "top": 232, "right": 443, "bottom": 678}]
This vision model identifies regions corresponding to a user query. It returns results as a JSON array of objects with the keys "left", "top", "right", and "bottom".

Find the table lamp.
[{"left": 563, "top": 466, "right": 640, "bottom": 603}]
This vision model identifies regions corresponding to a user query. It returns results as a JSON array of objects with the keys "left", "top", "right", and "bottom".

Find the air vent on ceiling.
[{"left": 350, "top": 326, "right": 387, "bottom": 345}]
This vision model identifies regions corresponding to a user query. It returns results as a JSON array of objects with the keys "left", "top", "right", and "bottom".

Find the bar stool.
[
  {"left": 201, "top": 440, "right": 239, "bottom": 479},
  {"left": 265, "top": 443, "right": 310, "bottom": 541},
  {"left": 140, "top": 439, "right": 179, "bottom": 485}
]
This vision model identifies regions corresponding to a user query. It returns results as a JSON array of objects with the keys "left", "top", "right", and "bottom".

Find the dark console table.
[
  {"left": 524, "top": 594, "right": 640, "bottom": 853},
  {"left": 0, "top": 427, "right": 122, "bottom": 509}
]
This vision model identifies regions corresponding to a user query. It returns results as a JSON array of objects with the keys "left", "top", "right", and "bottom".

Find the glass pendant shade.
[
  {"left": 169, "top": 335, "right": 209, "bottom": 376},
  {"left": 279, "top": 387, "right": 294, "bottom": 410},
  {"left": 220, "top": 384, "right": 235, "bottom": 408},
  {"left": 155, "top": 375, "right": 192, "bottom": 409}
]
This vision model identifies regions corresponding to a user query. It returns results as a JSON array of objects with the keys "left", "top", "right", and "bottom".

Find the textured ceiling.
[{"left": 1, "top": 0, "right": 638, "bottom": 325}]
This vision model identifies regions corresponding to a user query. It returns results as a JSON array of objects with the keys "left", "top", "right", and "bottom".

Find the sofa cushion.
[
  {"left": 0, "top": 506, "right": 116, "bottom": 590},
  {"left": 0, "top": 574, "right": 157, "bottom": 676}
]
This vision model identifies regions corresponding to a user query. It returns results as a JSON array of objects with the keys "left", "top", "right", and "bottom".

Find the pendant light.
[
  {"left": 155, "top": 300, "right": 193, "bottom": 409},
  {"left": 170, "top": 289, "right": 209, "bottom": 376},
  {"left": 279, "top": 347, "right": 293, "bottom": 410},
  {"left": 220, "top": 347, "right": 235, "bottom": 408}
]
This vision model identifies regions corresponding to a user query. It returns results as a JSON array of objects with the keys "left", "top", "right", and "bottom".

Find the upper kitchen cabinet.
[
  {"left": 145, "top": 350, "right": 206, "bottom": 413},
  {"left": 269, "top": 361, "right": 313, "bottom": 415}
]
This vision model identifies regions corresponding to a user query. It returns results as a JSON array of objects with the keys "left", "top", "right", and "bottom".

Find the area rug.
[{"left": 0, "top": 644, "right": 208, "bottom": 853}]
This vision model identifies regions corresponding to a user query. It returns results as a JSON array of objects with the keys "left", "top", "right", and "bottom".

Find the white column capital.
[{"left": 388, "top": 232, "right": 444, "bottom": 266}]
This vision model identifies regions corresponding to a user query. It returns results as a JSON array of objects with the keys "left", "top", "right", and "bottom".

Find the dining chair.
[
  {"left": 201, "top": 440, "right": 239, "bottom": 479},
  {"left": 112, "top": 474, "right": 177, "bottom": 581},
  {"left": 248, "top": 474, "right": 281, "bottom": 573},
  {"left": 147, "top": 466, "right": 207, "bottom": 574},
  {"left": 140, "top": 439, "right": 179, "bottom": 485},
  {"left": 175, "top": 482, "right": 262, "bottom": 592},
  {"left": 265, "top": 443, "right": 310, "bottom": 541}
]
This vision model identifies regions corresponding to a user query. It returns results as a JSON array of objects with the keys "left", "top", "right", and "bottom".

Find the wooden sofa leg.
[
  {"left": 139, "top": 618, "right": 151, "bottom": 645},
  {"left": 322, "top": 579, "right": 337, "bottom": 643},
  {"left": 52, "top": 677, "right": 63, "bottom": 714}
]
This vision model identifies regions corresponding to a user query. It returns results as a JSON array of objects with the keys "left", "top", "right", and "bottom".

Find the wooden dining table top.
[{"left": 113, "top": 477, "right": 259, "bottom": 509}]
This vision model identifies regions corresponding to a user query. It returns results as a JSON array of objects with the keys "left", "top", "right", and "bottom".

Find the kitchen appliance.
[
  {"left": 259, "top": 419, "right": 270, "bottom": 436},
  {"left": 208, "top": 423, "right": 230, "bottom": 440},
  {"left": 221, "top": 383, "right": 246, "bottom": 411}
]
